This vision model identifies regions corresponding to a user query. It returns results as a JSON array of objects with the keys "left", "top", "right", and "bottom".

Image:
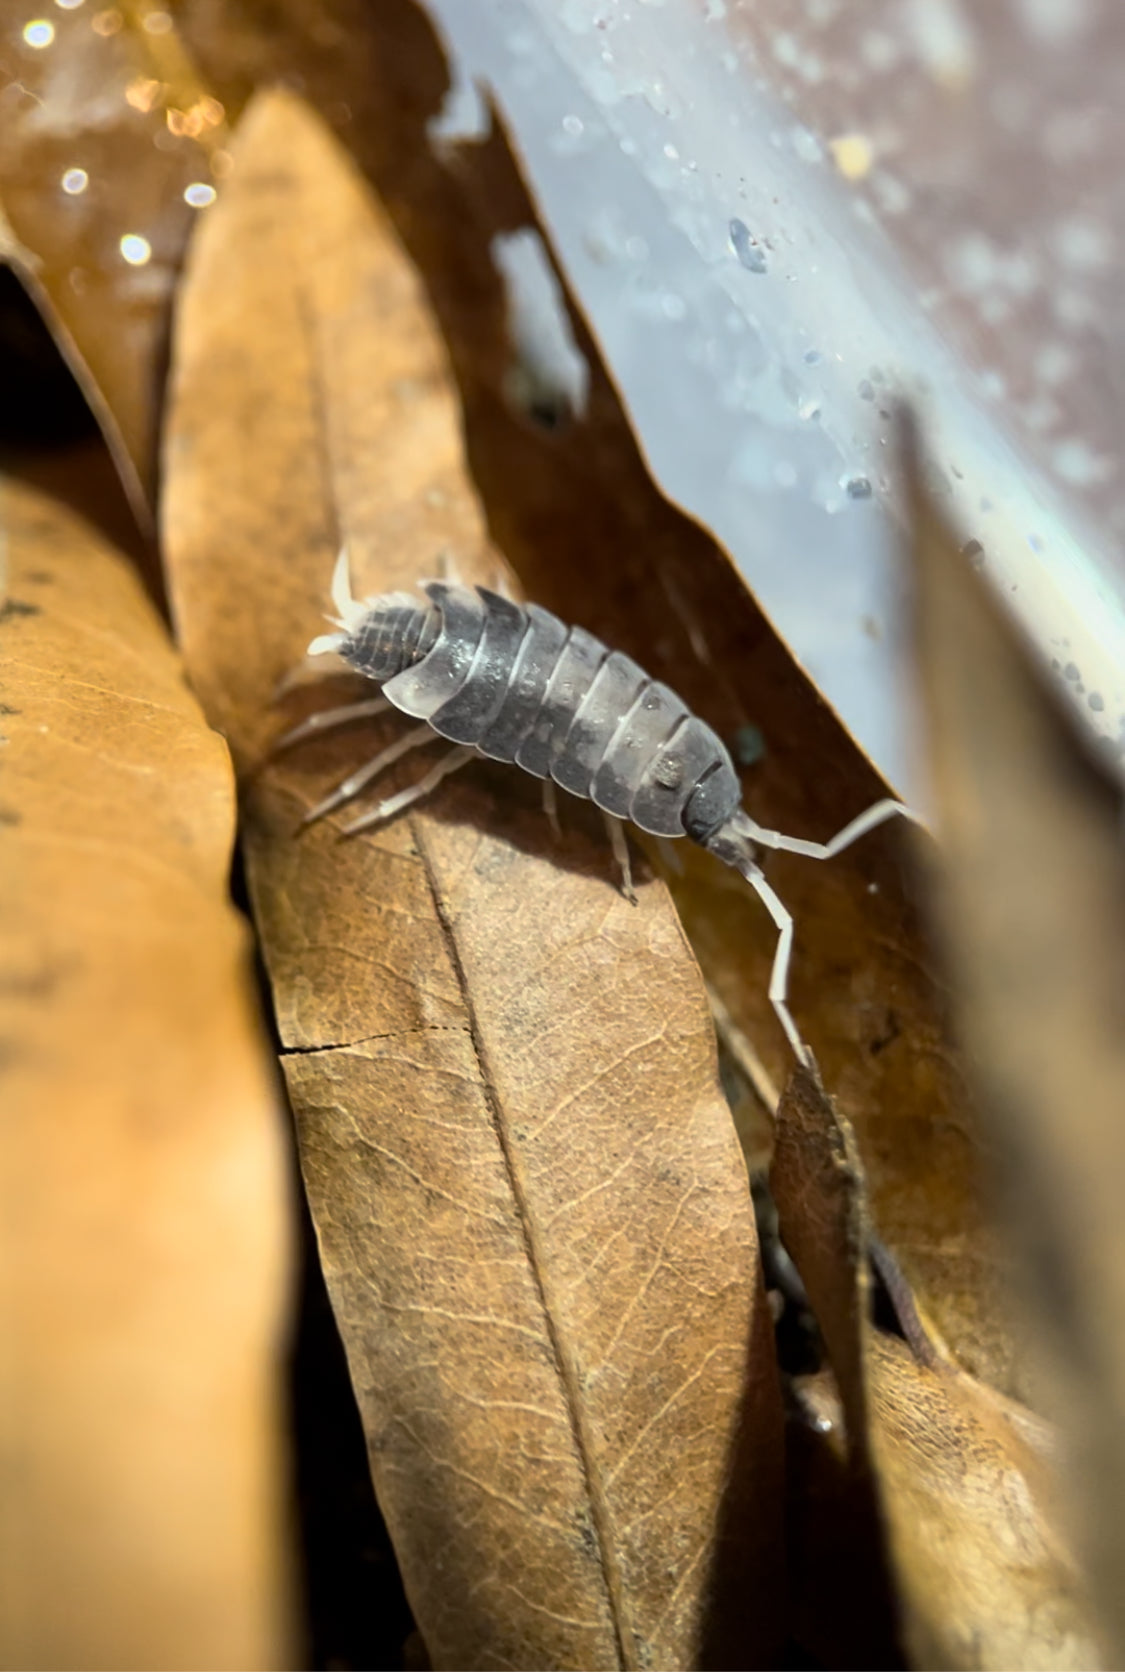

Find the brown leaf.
[
  {"left": 907, "top": 422, "right": 1125, "bottom": 1663},
  {"left": 869, "top": 1335, "right": 1096, "bottom": 1672},
  {"left": 771, "top": 1067, "right": 875, "bottom": 1455},
  {"left": 0, "top": 475, "right": 291, "bottom": 1667},
  {"left": 771, "top": 1063, "right": 1100, "bottom": 1668},
  {"left": 162, "top": 88, "right": 784, "bottom": 1671},
  {"left": 0, "top": 0, "right": 231, "bottom": 514}
]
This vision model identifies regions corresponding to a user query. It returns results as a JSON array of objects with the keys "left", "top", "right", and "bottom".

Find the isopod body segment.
[{"left": 326, "top": 579, "right": 745, "bottom": 846}]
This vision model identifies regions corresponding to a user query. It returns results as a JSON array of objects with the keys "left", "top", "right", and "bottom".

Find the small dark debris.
[
  {"left": 732, "top": 723, "right": 766, "bottom": 768},
  {"left": 0, "top": 598, "right": 41, "bottom": 622}
]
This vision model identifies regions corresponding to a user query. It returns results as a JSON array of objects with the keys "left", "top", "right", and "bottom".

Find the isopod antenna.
[{"left": 704, "top": 800, "right": 926, "bottom": 1068}]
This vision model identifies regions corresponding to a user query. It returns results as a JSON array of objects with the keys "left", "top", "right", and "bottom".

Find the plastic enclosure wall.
[{"left": 424, "top": 0, "right": 1125, "bottom": 804}]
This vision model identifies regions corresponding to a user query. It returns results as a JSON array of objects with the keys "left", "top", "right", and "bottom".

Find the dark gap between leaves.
[{"left": 0, "top": 270, "right": 162, "bottom": 610}]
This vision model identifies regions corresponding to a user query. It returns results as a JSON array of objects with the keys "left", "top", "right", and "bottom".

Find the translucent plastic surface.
[{"left": 425, "top": 0, "right": 1125, "bottom": 800}]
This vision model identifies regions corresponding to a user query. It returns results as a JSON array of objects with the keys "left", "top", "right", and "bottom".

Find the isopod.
[{"left": 279, "top": 549, "right": 921, "bottom": 1066}]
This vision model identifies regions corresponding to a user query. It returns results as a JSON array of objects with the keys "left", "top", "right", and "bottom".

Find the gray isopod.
[{"left": 280, "top": 549, "right": 920, "bottom": 1065}]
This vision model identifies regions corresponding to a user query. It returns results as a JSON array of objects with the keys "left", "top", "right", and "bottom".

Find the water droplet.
[
  {"left": 55, "top": 0, "right": 86, "bottom": 8},
  {"left": 183, "top": 181, "right": 216, "bottom": 208},
  {"left": 61, "top": 167, "right": 88, "bottom": 194},
  {"left": 663, "top": 142, "right": 679, "bottom": 161},
  {"left": 125, "top": 76, "right": 161, "bottom": 113},
  {"left": 729, "top": 218, "right": 767, "bottom": 273},
  {"left": 843, "top": 474, "right": 873, "bottom": 499},
  {"left": 22, "top": 18, "right": 55, "bottom": 46},
  {"left": 119, "top": 233, "right": 152, "bottom": 266},
  {"left": 562, "top": 113, "right": 583, "bottom": 136},
  {"left": 798, "top": 396, "right": 821, "bottom": 421},
  {"left": 91, "top": 6, "right": 121, "bottom": 33},
  {"left": 142, "top": 7, "right": 172, "bottom": 31},
  {"left": 803, "top": 348, "right": 821, "bottom": 365}
]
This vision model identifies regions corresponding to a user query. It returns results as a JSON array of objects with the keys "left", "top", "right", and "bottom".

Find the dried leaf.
[
  {"left": 0, "top": 0, "right": 231, "bottom": 513},
  {"left": 771, "top": 1064, "right": 1100, "bottom": 1669},
  {"left": 771, "top": 1067, "right": 874, "bottom": 1453},
  {"left": 162, "top": 89, "right": 784, "bottom": 1671},
  {"left": 0, "top": 475, "right": 291, "bottom": 1667},
  {"left": 869, "top": 1335, "right": 1095, "bottom": 1671},
  {"left": 907, "top": 426, "right": 1125, "bottom": 1663}
]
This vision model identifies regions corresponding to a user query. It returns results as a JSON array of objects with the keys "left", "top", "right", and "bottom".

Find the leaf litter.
[
  {"left": 5, "top": 2, "right": 1123, "bottom": 1663},
  {"left": 0, "top": 473, "right": 291, "bottom": 1668},
  {"left": 161, "top": 90, "right": 784, "bottom": 1671},
  {"left": 190, "top": 0, "right": 1022, "bottom": 1402}
]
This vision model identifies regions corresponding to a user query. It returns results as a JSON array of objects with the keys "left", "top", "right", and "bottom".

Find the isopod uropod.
[{"left": 279, "top": 549, "right": 920, "bottom": 1066}]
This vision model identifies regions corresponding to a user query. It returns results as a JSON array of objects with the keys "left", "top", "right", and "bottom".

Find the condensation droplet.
[
  {"left": 842, "top": 474, "right": 873, "bottom": 500},
  {"left": 91, "top": 6, "right": 121, "bottom": 33},
  {"left": 562, "top": 113, "right": 583, "bottom": 136},
  {"left": 22, "top": 19, "right": 55, "bottom": 46},
  {"left": 1089, "top": 692, "right": 1105, "bottom": 712},
  {"left": 142, "top": 8, "right": 172, "bottom": 31},
  {"left": 61, "top": 167, "right": 88, "bottom": 194},
  {"left": 119, "top": 233, "right": 152, "bottom": 265},
  {"left": 183, "top": 181, "right": 216, "bottom": 208},
  {"left": 55, "top": 0, "right": 86, "bottom": 8},
  {"left": 729, "top": 217, "right": 767, "bottom": 273}
]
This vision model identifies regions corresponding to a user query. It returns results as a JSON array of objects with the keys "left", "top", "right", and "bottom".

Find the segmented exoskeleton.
[{"left": 278, "top": 550, "right": 920, "bottom": 1065}]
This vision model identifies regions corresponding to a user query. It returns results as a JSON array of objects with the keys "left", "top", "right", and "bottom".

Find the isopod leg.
[
  {"left": 331, "top": 543, "right": 354, "bottom": 617},
  {"left": 740, "top": 797, "right": 925, "bottom": 861},
  {"left": 341, "top": 744, "right": 475, "bottom": 836},
  {"left": 272, "top": 695, "right": 392, "bottom": 755},
  {"left": 603, "top": 812, "right": 638, "bottom": 906},
  {"left": 300, "top": 723, "right": 437, "bottom": 827},
  {"left": 542, "top": 778, "right": 562, "bottom": 842},
  {"left": 742, "top": 860, "right": 815, "bottom": 1069}
]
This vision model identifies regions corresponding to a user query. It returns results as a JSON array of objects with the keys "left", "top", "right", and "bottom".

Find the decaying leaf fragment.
[
  {"left": 0, "top": 0, "right": 231, "bottom": 513},
  {"left": 908, "top": 433, "right": 1125, "bottom": 1665},
  {"left": 0, "top": 476, "right": 291, "bottom": 1668},
  {"left": 162, "top": 89, "right": 784, "bottom": 1670},
  {"left": 772, "top": 1068, "right": 1099, "bottom": 1670}
]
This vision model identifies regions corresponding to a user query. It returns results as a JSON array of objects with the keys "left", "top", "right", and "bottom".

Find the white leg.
[
  {"left": 331, "top": 543, "right": 354, "bottom": 618},
  {"left": 742, "top": 861, "right": 815, "bottom": 1069},
  {"left": 300, "top": 724, "right": 437, "bottom": 828},
  {"left": 341, "top": 745, "right": 475, "bottom": 836},
  {"left": 272, "top": 695, "right": 391, "bottom": 754},
  {"left": 542, "top": 778, "right": 562, "bottom": 841},
  {"left": 422, "top": 548, "right": 462, "bottom": 587},
  {"left": 739, "top": 798, "right": 925, "bottom": 862},
  {"left": 603, "top": 812, "right": 638, "bottom": 906}
]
